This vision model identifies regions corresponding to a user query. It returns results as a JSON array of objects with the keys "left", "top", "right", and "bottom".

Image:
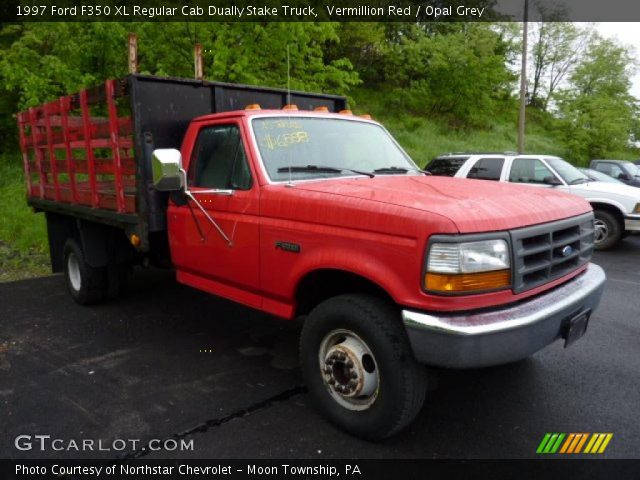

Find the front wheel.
[
  {"left": 593, "top": 209, "right": 622, "bottom": 250},
  {"left": 300, "top": 294, "right": 427, "bottom": 440}
]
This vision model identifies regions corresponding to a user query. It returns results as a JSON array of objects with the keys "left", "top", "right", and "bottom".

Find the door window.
[
  {"left": 609, "top": 164, "right": 625, "bottom": 179},
  {"left": 594, "top": 162, "right": 624, "bottom": 178},
  {"left": 188, "top": 125, "right": 252, "bottom": 190},
  {"left": 509, "top": 158, "right": 556, "bottom": 184},
  {"left": 467, "top": 157, "right": 504, "bottom": 181},
  {"left": 426, "top": 157, "right": 469, "bottom": 176}
]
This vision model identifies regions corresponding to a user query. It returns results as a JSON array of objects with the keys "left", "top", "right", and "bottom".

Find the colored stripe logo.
[{"left": 537, "top": 433, "right": 613, "bottom": 454}]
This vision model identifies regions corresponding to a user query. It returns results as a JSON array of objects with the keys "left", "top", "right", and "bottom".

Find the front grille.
[{"left": 511, "top": 213, "right": 594, "bottom": 294}]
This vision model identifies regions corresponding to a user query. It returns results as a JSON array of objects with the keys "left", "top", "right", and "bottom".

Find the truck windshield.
[
  {"left": 252, "top": 117, "right": 418, "bottom": 182},
  {"left": 546, "top": 158, "right": 590, "bottom": 185},
  {"left": 622, "top": 161, "right": 640, "bottom": 176}
]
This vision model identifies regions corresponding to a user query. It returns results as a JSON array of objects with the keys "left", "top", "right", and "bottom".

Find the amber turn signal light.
[
  {"left": 282, "top": 104, "right": 298, "bottom": 111},
  {"left": 130, "top": 234, "right": 141, "bottom": 247},
  {"left": 245, "top": 104, "right": 261, "bottom": 110},
  {"left": 425, "top": 270, "right": 510, "bottom": 293}
]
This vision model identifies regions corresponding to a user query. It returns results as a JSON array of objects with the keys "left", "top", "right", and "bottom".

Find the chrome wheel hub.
[
  {"left": 594, "top": 219, "right": 609, "bottom": 244},
  {"left": 319, "top": 329, "right": 379, "bottom": 411}
]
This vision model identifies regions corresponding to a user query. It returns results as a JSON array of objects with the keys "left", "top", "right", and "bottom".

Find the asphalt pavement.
[{"left": 1, "top": 236, "right": 639, "bottom": 459}]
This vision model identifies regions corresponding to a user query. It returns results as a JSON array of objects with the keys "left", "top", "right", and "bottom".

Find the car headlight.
[{"left": 425, "top": 239, "right": 511, "bottom": 293}]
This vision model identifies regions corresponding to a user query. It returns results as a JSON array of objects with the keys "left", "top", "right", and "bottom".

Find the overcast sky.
[{"left": 594, "top": 23, "right": 640, "bottom": 98}]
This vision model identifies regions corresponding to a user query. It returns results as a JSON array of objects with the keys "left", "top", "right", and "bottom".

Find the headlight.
[
  {"left": 634, "top": 203, "right": 640, "bottom": 214},
  {"left": 425, "top": 239, "right": 511, "bottom": 293}
]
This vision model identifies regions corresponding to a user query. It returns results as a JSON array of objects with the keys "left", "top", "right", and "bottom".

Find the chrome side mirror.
[{"left": 152, "top": 149, "right": 184, "bottom": 191}]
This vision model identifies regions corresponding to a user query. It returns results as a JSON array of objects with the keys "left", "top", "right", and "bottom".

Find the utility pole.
[
  {"left": 128, "top": 33, "right": 138, "bottom": 74},
  {"left": 518, "top": 0, "right": 529, "bottom": 154},
  {"left": 194, "top": 43, "right": 203, "bottom": 80}
]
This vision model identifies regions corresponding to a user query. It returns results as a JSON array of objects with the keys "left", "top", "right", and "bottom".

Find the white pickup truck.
[{"left": 426, "top": 153, "right": 640, "bottom": 250}]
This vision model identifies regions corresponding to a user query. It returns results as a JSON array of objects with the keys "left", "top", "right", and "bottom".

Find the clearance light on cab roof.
[
  {"left": 314, "top": 106, "right": 329, "bottom": 112},
  {"left": 339, "top": 109, "right": 353, "bottom": 115},
  {"left": 360, "top": 114, "right": 372, "bottom": 120},
  {"left": 245, "top": 104, "right": 261, "bottom": 110},
  {"left": 282, "top": 104, "right": 298, "bottom": 111}
]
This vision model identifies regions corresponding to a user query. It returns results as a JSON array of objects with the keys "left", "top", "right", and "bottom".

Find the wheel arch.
[
  {"left": 294, "top": 268, "right": 396, "bottom": 318},
  {"left": 590, "top": 202, "right": 625, "bottom": 227}
]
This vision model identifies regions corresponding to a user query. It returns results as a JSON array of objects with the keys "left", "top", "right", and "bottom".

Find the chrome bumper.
[
  {"left": 402, "top": 264, "right": 606, "bottom": 368},
  {"left": 624, "top": 215, "right": 640, "bottom": 231}
]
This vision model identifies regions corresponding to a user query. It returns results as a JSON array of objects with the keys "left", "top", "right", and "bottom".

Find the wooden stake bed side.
[
  {"left": 17, "top": 74, "right": 347, "bottom": 253},
  {"left": 17, "top": 79, "right": 135, "bottom": 217}
]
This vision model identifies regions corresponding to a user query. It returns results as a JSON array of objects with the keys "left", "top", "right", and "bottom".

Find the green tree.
[
  {"left": 0, "top": 22, "right": 359, "bottom": 152},
  {"left": 555, "top": 34, "right": 638, "bottom": 160},
  {"left": 381, "top": 23, "right": 517, "bottom": 127},
  {"left": 529, "top": 19, "right": 590, "bottom": 111}
]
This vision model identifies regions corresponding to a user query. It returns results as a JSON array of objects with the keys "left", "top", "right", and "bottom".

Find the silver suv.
[{"left": 426, "top": 153, "right": 640, "bottom": 250}]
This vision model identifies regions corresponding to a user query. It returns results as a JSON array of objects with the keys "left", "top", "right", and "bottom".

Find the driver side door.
[
  {"left": 507, "top": 157, "right": 561, "bottom": 188},
  {"left": 168, "top": 121, "right": 262, "bottom": 308}
]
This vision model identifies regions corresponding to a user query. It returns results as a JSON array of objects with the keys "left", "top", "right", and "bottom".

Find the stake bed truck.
[{"left": 18, "top": 75, "right": 606, "bottom": 439}]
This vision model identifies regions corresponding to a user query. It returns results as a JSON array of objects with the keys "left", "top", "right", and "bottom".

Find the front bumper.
[
  {"left": 624, "top": 214, "right": 640, "bottom": 231},
  {"left": 402, "top": 264, "right": 606, "bottom": 368}
]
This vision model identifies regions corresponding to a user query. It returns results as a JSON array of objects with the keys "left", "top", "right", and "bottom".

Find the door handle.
[{"left": 191, "top": 189, "right": 234, "bottom": 196}]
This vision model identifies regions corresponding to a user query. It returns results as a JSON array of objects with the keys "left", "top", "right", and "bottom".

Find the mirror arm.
[
  {"left": 190, "top": 189, "right": 234, "bottom": 196},
  {"left": 179, "top": 169, "right": 233, "bottom": 247}
]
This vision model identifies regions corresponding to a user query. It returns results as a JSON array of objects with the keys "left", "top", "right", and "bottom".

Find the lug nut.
[
  {"left": 328, "top": 378, "right": 336, "bottom": 385},
  {"left": 350, "top": 371, "right": 358, "bottom": 379},
  {"left": 346, "top": 360, "right": 354, "bottom": 368}
]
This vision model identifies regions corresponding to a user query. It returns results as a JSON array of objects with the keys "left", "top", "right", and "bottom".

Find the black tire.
[
  {"left": 593, "top": 209, "right": 622, "bottom": 250},
  {"left": 63, "top": 239, "right": 107, "bottom": 305},
  {"left": 300, "top": 294, "right": 427, "bottom": 440}
]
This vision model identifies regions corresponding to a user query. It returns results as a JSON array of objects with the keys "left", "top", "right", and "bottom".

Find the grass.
[
  {"left": 351, "top": 87, "right": 567, "bottom": 167},
  {"left": 0, "top": 154, "right": 49, "bottom": 282}
]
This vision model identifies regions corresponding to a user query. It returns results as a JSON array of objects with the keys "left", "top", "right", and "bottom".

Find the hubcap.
[
  {"left": 67, "top": 252, "right": 82, "bottom": 292},
  {"left": 594, "top": 219, "right": 609, "bottom": 245},
  {"left": 318, "top": 329, "right": 379, "bottom": 411}
]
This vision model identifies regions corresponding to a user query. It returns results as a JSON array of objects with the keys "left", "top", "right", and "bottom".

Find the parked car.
[
  {"left": 579, "top": 168, "right": 625, "bottom": 184},
  {"left": 18, "top": 78, "right": 606, "bottom": 440},
  {"left": 427, "top": 153, "right": 640, "bottom": 249},
  {"left": 589, "top": 159, "right": 640, "bottom": 187}
]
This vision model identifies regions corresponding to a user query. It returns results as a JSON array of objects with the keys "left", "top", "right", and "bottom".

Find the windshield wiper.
[
  {"left": 569, "top": 178, "right": 589, "bottom": 185},
  {"left": 373, "top": 166, "right": 432, "bottom": 175},
  {"left": 277, "top": 165, "right": 375, "bottom": 178}
]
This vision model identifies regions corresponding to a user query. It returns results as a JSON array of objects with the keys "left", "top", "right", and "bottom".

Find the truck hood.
[
  {"left": 567, "top": 181, "right": 640, "bottom": 199},
  {"left": 293, "top": 176, "right": 592, "bottom": 233}
]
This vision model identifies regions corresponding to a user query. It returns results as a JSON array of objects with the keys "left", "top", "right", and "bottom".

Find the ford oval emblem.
[{"left": 561, "top": 245, "right": 574, "bottom": 257}]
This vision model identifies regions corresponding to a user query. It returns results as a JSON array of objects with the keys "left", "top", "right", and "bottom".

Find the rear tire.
[
  {"left": 300, "top": 294, "right": 427, "bottom": 440},
  {"left": 593, "top": 209, "right": 622, "bottom": 250},
  {"left": 63, "top": 239, "right": 107, "bottom": 305}
]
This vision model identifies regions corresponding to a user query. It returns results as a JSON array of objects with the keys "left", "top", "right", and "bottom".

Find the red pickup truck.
[{"left": 18, "top": 75, "right": 606, "bottom": 440}]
